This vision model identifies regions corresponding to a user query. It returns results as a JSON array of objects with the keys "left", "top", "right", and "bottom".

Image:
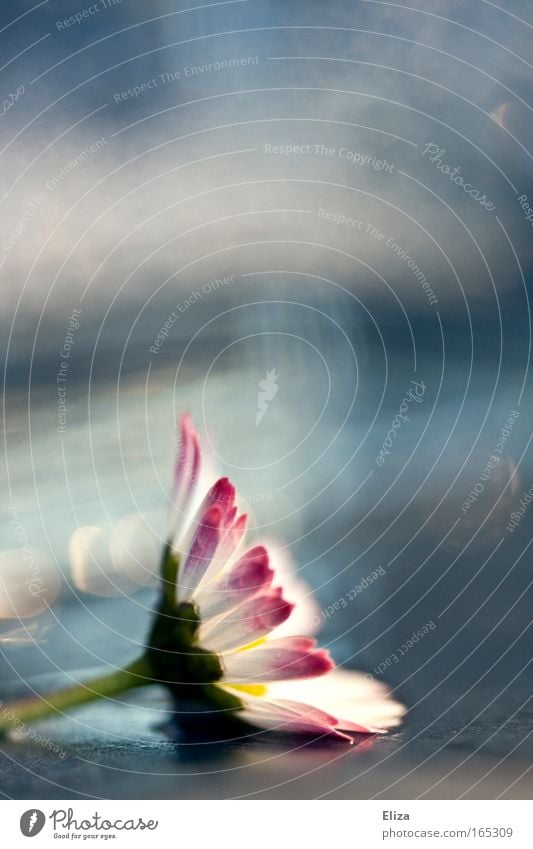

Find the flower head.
[
  {"left": 0, "top": 414, "right": 405, "bottom": 744},
  {"left": 148, "top": 415, "right": 406, "bottom": 742}
]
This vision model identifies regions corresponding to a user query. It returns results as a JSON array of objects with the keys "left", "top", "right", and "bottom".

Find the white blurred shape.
[
  {"left": 69, "top": 526, "right": 115, "bottom": 596},
  {"left": 110, "top": 512, "right": 161, "bottom": 587}
]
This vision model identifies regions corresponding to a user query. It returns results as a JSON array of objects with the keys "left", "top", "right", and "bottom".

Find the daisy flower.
[
  {"left": 0, "top": 415, "right": 405, "bottom": 743},
  {"left": 146, "top": 415, "right": 406, "bottom": 742}
]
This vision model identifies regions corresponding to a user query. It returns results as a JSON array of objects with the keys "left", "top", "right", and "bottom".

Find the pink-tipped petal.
[
  {"left": 261, "top": 540, "right": 322, "bottom": 636},
  {"left": 258, "top": 635, "right": 317, "bottom": 651},
  {"left": 222, "top": 513, "right": 248, "bottom": 552},
  {"left": 267, "top": 668, "right": 407, "bottom": 733},
  {"left": 222, "top": 641, "right": 334, "bottom": 683},
  {"left": 203, "top": 513, "right": 248, "bottom": 583},
  {"left": 231, "top": 695, "right": 353, "bottom": 742},
  {"left": 196, "top": 545, "right": 273, "bottom": 621},
  {"left": 177, "top": 477, "right": 237, "bottom": 598},
  {"left": 191, "top": 433, "right": 201, "bottom": 488},
  {"left": 178, "top": 504, "right": 223, "bottom": 600},
  {"left": 203, "top": 477, "right": 236, "bottom": 516},
  {"left": 201, "top": 589, "right": 294, "bottom": 652}
]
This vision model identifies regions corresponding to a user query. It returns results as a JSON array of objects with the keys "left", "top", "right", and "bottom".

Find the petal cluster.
[{"left": 168, "top": 415, "right": 406, "bottom": 742}]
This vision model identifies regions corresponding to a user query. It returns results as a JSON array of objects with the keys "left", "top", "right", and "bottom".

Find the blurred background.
[{"left": 0, "top": 0, "right": 532, "bottom": 799}]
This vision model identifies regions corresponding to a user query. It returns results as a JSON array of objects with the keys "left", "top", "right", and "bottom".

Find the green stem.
[
  {"left": 0, "top": 655, "right": 153, "bottom": 735},
  {"left": 161, "top": 544, "right": 180, "bottom": 610}
]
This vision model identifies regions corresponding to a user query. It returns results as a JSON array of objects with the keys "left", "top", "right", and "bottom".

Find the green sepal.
[
  {"left": 148, "top": 542, "right": 243, "bottom": 720},
  {"left": 148, "top": 601, "right": 224, "bottom": 687}
]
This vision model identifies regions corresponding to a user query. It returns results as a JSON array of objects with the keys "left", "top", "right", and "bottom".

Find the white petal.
[
  {"left": 261, "top": 540, "right": 321, "bottom": 636},
  {"left": 231, "top": 694, "right": 353, "bottom": 742},
  {"left": 195, "top": 545, "right": 273, "bottom": 621},
  {"left": 222, "top": 639, "right": 333, "bottom": 682}
]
